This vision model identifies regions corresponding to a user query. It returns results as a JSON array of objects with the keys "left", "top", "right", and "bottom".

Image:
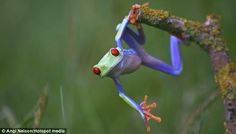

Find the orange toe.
[{"left": 140, "top": 95, "right": 161, "bottom": 132}]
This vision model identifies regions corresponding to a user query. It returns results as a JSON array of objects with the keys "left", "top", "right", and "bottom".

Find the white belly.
[
  {"left": 119, "top": 54, "right": 142, "bottom": 74},
  {"left": 107, "top": 49, "right": 142, "bottom": 78}
]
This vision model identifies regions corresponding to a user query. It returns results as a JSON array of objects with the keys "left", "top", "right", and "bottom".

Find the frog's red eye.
[
  {"left": 111, "top": 48, "right": 119, "bottom": 56},
  {"left": 92, "top": 67, "right": 101, "bottom": 75}
]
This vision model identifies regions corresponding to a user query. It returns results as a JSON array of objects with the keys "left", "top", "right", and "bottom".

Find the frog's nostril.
[
  {"left": 111, "top": 48, "right": 120, "bottom": 56},
  {"left": 92, "top": 67, "right": 101, "bottom": 75}
]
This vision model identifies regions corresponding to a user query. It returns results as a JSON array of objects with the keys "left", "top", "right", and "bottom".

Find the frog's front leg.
[
  {"left": 113, "top": 78, "right": 161, "bottom": 132},
  {"left": 115, "top": 12, "right": 145, "bottom": 49},
  {"left": 113, "top": 78, "right": 161, "bottom": 129},
  {"left": 116, "top": 23, "right": 145, "bottom": 45},
  {"left": 113, "top": 78, "right": 145, "bottom": 119}
]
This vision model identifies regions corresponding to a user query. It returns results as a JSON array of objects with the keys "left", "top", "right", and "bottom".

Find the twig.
[
  {"left": 134, "top": 4, "right": 236, "bottom": 134},
  {"left": 33, "top": 86, "right": 48, "bottom": 128}
]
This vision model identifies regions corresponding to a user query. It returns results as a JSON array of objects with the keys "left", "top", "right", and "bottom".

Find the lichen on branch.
[
  {"left": 137, "top": 5, "right": 227, "bottom": 52},
  {"left": 216, "top": 62, "right": 236, "bottom": 99},
  {"left": 133, "top": 3, "right": 236, "bottom": 134}
]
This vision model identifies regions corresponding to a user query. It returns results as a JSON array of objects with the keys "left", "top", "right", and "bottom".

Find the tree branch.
[{"left": 134, "top": 4, "right": 236, "bottom": 134}]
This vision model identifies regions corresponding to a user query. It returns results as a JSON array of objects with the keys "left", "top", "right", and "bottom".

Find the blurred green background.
[{"left": 0, "top": 0, "right": 236, "bottom": 133}]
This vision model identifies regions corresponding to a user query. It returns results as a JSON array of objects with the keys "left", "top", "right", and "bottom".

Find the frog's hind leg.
[
  {"left": 125, "top": 24, "right": 145, "bottom": 45},
  {"left": 141, "top": 36, "right": 183, "bottom": 76}
]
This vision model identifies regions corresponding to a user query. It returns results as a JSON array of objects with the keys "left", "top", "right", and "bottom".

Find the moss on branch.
[
  {"left": 134, "top": 4, "right": 236, "bottom": 134},
  {"left": 138, "top": 5, "right": 227, "bottom": 52},
  {"left": 216, "top": 62, "right": 236, "bottom": 100}
]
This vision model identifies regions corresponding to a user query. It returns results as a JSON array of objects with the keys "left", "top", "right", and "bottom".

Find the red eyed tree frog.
[{"left": 92, "top": 5, "right": 186, "bottom": 132}]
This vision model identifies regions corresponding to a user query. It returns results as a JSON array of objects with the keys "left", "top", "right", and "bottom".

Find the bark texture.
[{"left": 135, "top": 4, "right": 236, "bottom": 134}]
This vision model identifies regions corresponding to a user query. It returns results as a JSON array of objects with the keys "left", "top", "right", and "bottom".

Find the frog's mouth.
[{"left": 93, "top": 47, "right": 123, "bottom": 77}]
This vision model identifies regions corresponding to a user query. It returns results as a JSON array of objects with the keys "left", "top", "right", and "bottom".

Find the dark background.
[{"left": 0, "top": 0, "right": 236, "bottom": 133}]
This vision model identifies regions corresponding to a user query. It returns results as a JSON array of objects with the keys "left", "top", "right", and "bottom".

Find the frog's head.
[{"left": 92, "top": 47, "right": 123, "bottom": 77}]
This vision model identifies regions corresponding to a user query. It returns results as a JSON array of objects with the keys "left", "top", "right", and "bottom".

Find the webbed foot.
[
  {"left": 129, "top": 4, "right": 141, "bottom": 25},
  {"left": 130, "top": 3, "right": 149, "bottom": 25},
  {"left": 140, "top": 95, "right": 161, "bottom": 132}
]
